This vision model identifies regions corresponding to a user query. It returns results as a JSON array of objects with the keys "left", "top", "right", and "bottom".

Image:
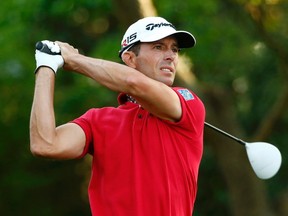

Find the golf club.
[{"left": 204, "top": 122, "right": 282, "bottom": 180}]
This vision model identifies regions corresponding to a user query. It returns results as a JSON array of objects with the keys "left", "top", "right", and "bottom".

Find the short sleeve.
[
  {"left": 72, "top": 109, "right": 95, "bottom": 157},
  {"left": 172, "top": 87, "right": 205, "bottom": 133}
]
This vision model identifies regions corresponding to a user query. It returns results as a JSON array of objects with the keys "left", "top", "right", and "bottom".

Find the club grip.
[{"left": 35, "top": 41, "right": 61, "bottom": 55}]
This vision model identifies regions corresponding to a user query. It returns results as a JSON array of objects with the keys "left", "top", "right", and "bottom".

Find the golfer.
[{"left": 30, "top": 16, "right": 205, "bottom": 216}]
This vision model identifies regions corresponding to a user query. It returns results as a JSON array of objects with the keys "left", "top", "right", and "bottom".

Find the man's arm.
[
  {"left": 58, "top": 42, "right": 182, "bottom": 122},
  {"left": 30, "top": 67, "right": 86, "bottom": 159}
]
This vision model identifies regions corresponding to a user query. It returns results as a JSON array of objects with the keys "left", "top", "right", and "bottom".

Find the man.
[{"left": 30, "top": 17, "right": 205, "bottom": 216}]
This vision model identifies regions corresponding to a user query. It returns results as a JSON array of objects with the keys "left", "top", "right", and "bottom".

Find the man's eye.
[
  {"left": 172, "top": 48, "right": 180, "bottom": 53},
  {"left": 154, "top": 45, "right": 162, "bottom": 50}
]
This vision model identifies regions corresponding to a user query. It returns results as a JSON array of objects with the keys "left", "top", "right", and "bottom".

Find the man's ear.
[{"left": 122, "top": 51, "right": 137, "bottom": 68}]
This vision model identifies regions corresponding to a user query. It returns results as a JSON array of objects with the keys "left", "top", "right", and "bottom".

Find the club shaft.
[{"left": 204, "top": 122, "right": 246, "bottom": 146}]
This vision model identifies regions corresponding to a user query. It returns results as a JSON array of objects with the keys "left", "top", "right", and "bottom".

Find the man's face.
[{"left": 134, "top": 36, "right": 179, "bottom": 86}]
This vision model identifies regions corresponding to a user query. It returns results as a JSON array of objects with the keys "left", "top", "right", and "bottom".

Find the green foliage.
[{"left": 0, "top": 0, "right": 287, "bottom": 215}]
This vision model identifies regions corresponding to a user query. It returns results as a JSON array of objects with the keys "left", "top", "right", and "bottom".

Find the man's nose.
[{"left": 164, "top": 49, "right": 176, "bottom": 61}]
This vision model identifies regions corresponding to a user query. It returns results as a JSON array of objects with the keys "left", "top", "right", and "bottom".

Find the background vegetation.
[{"left": 0, "top": 0, "right": 287, "bottom": 215}]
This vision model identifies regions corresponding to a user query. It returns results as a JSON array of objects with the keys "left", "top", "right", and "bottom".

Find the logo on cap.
[
  {"left": 145, "top": 22, "right": 175, "bottom": 31},
  {"left": 122, "top": 32, "right": 137, "bottom": 48}
]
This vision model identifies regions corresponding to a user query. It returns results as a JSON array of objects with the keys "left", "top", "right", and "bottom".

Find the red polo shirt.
[{"left": 72, "top": 87, "right": 205, "bottom": 216}]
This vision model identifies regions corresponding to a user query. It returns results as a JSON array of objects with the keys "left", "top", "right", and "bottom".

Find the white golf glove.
[{"left": 35, "top": 40, "right": 64, "bottom": 74}]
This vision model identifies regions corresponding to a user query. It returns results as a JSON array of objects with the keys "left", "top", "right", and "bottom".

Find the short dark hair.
[{"left": 128, "top": 42, "right": 141, "bottom": 56}]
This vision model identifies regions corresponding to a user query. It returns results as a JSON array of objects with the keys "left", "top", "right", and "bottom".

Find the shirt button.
[{"left": 138, "top": 114, "right": 143, "bottom": 119}]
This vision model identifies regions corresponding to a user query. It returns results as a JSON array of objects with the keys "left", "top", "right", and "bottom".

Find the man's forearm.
[
  {"left": 67, "top": 54, "right": 142, "bottom": 93},
  {"left": 30, "top": 68, "right": 57, "bottom": 157}
]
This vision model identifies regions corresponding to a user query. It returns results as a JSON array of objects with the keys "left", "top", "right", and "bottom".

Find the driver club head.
[{"left": 245, "top": 142, "right": 282, "bottom": 180}]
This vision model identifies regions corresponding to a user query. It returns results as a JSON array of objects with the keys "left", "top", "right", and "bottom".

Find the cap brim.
[
  {"left": 172, "top": 31, "right": 196, "bottom": 48},
  {"left": 140, "top": 30, "right": 196, "bottom": 48}
]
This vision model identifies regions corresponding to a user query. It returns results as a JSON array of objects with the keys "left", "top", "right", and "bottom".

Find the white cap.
[{"left": 119, "top": 17, "right": 196, "bottom": 58}]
